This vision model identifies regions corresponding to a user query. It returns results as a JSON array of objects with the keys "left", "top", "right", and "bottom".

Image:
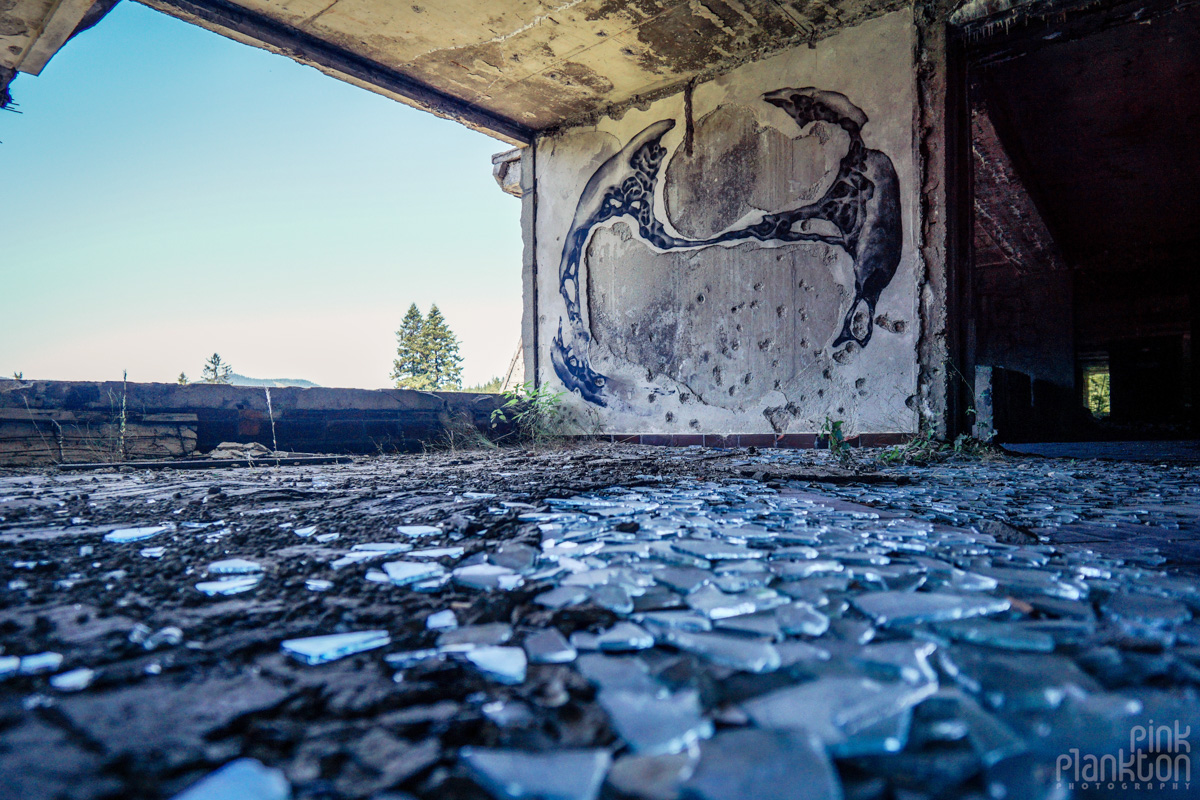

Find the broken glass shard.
[
  {"left": 196, "top": 576, "right": 261, "bottom": 596},
  {"left": 383, "top": 560, "right": 446, "bottom": 587},
  {"left": 607, "top": 752, "right": 696, "bottom": 800},
  {"left": 491, "top": 542, "right": 538, "bottom": 572},
  {"left": 594, "top": 622, "right": 655, "bottom": 652},
  {"left": 654, "top": 566, "right": 713, "bottom": 595},
  {"left": 1102, "top": 592, "right": 1191, "bottom": 631},
  {"left": 933, "top": 619, "right": 1055, "bottom": 652},
  {"left": 683, "top": 728, "right": 840, "bottom": 800},
  {"left": 397, "top": 525, "right": 441, "bottom": 538},
  {"left": 170, "top": 758, "right": 290, "bottom": 800},
  {"left": 426, "top": 610, "right": 458, "bottom": 631},
  {"left": 140, "top": 547, "right": 166, "bottom": 559},
  {"left": 208, "top": 558, "right": 262, "bottom": 575},
  {"left": 741, "top": 676, "right": 936, "bottom": 754},
  {"left": 591, "top": 584, "right": 634, "bottom": 614},
  {"left": 923, "top": 689, "right": 1027, "bottom": 766},
  {"left": 104, "top": 525, "right": 169, "bottom": 543},
  {"left": 482, "top": 699, "right": 536, "bottom": 728},
  {"left": 49, "top": 667, "right": 95, "bottom": 692},
  {"left": 281, "top": 630, "right": 390, "bottom": 665},
  {"left": 686, "top": 585, "right": 757, "bottom": 620},
  {"left": 523, "top": 628, "right": 577, "bottom": 664},
  {"left": 408, "top": 546, "right": 466, "bottom": 560},
  {"left": 715, "top": 613, "right": 783, "bottom": 640},
  {"left": 305, "top": 579, "right": 333, "bottom": 592},
  {"left": 437, "top": 623, "right": 513, "bottom": 653},
  {"left": 465, "top": 646, "right": 527, "bottom": 684},
  {"left": 294, "top": 526, "right": 317, "bottom": 537},
  {"left": 661, "top": 630, "right": 781, "bottom": 673},
  {"left": 853, "top": 591, "right": 1010, "bottom": 626},
  {"left": 671, "top": 540, "right": 762, "bottom": 561},
  {"left": 453, "top": 564, "right": 525, "bottom": 591},
  {"left": 853, "top": 640, "right": 939, "bottom": 685},
  {"left": 775, "top": 603, "right": 831, "bottom": 637},
  {"left": 770, "top": 560, "right": 844, "bottom": 579},
  {"left": 412, "top": 573, "right": 452, "bottom": 592},
  {"left": 460, "top": 747, "right": 610, "bottom": 800},
  {"left": 353, "top": 542, "right": 414, "bottom": 554},
  {"left": 598, "top": 687, "right": 713, "bottom": 754},
  {"left": 19, "top": 652, "right": 63, "bottom": 675},
  {"left": 638, "top": 610, "right": 713, "bottom": 632},
  {"left": 384, "top": 648, "right": 442, "bottom": 669},
  {"left": 133, "top": 626, "right": 184, "bottom": 651}
]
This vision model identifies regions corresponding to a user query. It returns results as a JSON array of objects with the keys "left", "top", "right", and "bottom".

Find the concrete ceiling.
[{"left": 5, "top": 0, "right": 904, "bottom": 141}]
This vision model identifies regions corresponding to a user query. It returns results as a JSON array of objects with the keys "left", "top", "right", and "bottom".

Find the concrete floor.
[{"left": 1, "top": 444, "right": 1198, "bottom": 799}]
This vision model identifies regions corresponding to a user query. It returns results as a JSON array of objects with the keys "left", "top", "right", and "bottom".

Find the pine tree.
[
  {"left": 201, "top": 353, "right": 233, "bottom": 384},
  {"left": 422, "top": 304, "right": 463, "bottom": 390},
  {"left": 391, "top": 304, "right": 433, "bottom": 390},
  {"left": 177, "top": 372, "right": 189, "bottom": 385}
]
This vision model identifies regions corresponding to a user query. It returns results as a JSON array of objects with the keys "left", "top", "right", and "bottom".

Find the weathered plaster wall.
[{"left": 532, "top": 11, "right": 921, "bottom": 436}]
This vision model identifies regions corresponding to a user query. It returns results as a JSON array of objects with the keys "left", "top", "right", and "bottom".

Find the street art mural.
[{"left": 551, "top": 87, "right": 903, "bottom": 408}]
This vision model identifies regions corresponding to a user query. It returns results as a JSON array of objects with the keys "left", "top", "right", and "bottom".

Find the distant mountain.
[{"left": 227, "top": 373, "right": 320, "bottom": 388}]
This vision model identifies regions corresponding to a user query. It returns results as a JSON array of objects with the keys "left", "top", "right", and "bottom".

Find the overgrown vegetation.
[
  {"left": 490, "top": 381, "right": 567, "bottom": 446},
  {"left": 433, "top": 411, "right": 498, "bottom": 452},
  {"left": 463, "top": 375, "right": 504, "bottom": 393},
  {"left": 820, "top": 416, "right": 854, "bottom": 467},
  {"left": 877, "top": 427, "right": 998, "bottom": 466},
  {"left": 391, "top": 303, "right": 464, "bottom": 390},
  {"left": 1084, "top": 365, "right": 1111, "bottom": 417}
]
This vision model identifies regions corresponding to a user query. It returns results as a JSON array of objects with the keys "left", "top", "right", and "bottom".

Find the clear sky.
[{"left": 1, "top": 2, "right": 523, "bottom": 389}]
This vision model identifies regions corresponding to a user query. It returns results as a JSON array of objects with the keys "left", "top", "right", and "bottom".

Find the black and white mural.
[
  {"left": 552, "top": 88, "right": 902, "bottom": 407},
  {"left": 537, "top": 11, "right": 918, "bottom": 433}
]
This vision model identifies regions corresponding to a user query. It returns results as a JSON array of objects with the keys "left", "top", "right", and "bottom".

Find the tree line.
[{"left": 172, "top": 307, "right": 500, "bottom": 392}]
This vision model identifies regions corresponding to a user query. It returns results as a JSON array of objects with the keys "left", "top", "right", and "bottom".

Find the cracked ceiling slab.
[{"left": 129, "top": 0, "right": 906, "bottom": 142}]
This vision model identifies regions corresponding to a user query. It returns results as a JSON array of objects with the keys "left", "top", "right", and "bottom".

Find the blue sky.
[{"left": 1, "top": 2, "right": 523, "bottom": 388}]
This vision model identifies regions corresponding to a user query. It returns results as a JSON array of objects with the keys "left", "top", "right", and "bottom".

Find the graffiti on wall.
[{"left": 551, "top": 88, "right": 902, "bottom": 408}]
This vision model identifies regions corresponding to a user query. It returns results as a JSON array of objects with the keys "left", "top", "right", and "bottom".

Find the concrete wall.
[
  {"left": 0, "top": 380, "right": 510, "bottom": 465},
  {"left": 529, "top": 11, "right": 921, "bottom": 437}
]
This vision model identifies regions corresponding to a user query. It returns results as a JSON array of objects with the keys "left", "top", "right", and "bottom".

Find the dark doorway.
[{"left": 958, "top": 0, "right": 1200, "bottom": 442}]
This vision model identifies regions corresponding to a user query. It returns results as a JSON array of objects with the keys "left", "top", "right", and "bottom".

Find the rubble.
[{"left": 2, "top": 444, "right": 1199, "bottom": 799}]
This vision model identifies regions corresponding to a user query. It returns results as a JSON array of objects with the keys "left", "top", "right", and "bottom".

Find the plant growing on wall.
[
  {"left": 490, "top": 381, "right": 566, "bottom": 445},
  {"left": 200, "top": 354, "right": 232, "bottom": 384}
]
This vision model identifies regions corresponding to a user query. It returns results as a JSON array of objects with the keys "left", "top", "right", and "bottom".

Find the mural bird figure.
[
  {"left": 552, "top": 119, "right": 696, "bottom": 406},
  {"left": 551, "top": 87, "right": 904, "bottom": 406},
  {"left": 732, "top": 88, "right": 903, "bottom": 349}
]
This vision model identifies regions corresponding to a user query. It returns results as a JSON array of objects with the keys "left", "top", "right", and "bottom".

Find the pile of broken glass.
[{"left": 250, "top": 478, "right": 1200, "bottom": 800}]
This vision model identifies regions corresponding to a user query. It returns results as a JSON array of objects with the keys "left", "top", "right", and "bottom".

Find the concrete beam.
[
  {"left": 138, "top": 0, "right": 533, "bottom": 145},
  {"left": 17, "top": 0, "right": 99, "bottom": 75}
]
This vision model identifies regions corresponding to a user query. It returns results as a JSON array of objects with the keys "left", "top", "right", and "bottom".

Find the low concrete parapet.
[{"left": 0, "top": 380, "right": 509, "bottom": 466}]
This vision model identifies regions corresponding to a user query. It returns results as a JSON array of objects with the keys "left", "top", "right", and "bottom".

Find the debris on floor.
[{"left": 2, "top": 444, "right": 1198, "bottom": 799}]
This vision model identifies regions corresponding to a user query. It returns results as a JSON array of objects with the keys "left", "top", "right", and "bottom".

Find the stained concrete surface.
[{"left": 2, "top": 443, "right": 1200, "bottom": 799}]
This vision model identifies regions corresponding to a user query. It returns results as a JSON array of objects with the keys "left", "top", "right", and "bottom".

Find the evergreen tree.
[
  {"left": 422, "top": 304, "right": 463, "bottom": 390},
  {"left": 390, "top": 304, "right": 464, "bottom": 391},
  {"left": 200, "top": 353, "right": 233, "bottom": 384},
  {"left": 177, "top": 372, "right": 189, "bottom": 385},
  {"left": 391, "top": 304, "right": 433, "bottom": 390}
]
